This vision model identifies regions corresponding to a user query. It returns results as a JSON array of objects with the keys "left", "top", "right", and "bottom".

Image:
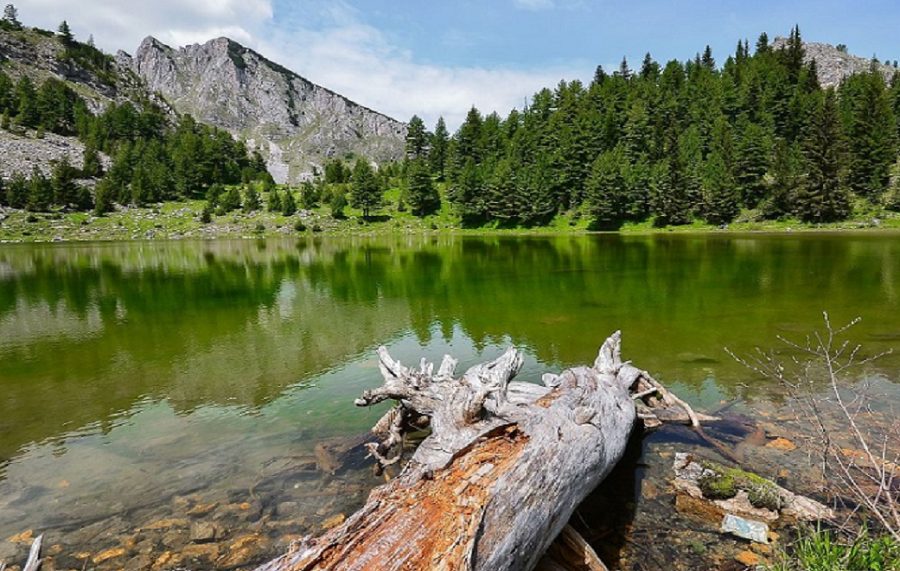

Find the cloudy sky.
[{"left": 11, "top": 0, "right": 900, "bottom": 130}]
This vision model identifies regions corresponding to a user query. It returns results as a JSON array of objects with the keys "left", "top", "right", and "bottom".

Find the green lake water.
[{"left": 1, "top": 233, "right": 899, "bottom": 567}]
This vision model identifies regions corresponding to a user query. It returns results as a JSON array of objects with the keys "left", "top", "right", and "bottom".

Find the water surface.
[{"left": 1, "top": 233, "right": 898, "bottom": 567}]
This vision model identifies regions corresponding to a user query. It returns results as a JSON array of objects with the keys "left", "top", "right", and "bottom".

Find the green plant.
[{"left": 767, "top": 525, "right": 900, "bottom": 571}]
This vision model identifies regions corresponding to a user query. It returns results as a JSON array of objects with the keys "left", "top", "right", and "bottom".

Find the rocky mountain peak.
[
  {"left": 771, "top": 37, "right": 898, "bottom": 88},
  {"left": 129, "top": 36, "right": 406, "bottom": 183}
]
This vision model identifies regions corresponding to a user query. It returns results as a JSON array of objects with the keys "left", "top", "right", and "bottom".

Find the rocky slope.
[
  {"left": 0, "top": 26, "right": 159, "bottom": 113},
  {"left": 772, "top": 37, "right": 898, "bottom": 88},
  {"left": 123, "top": 37, "right": 406, "bottom": 183}
]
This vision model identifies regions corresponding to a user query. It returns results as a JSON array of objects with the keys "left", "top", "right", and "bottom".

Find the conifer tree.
[
  {"left": 734, "top": 121, "right": 771, "bottom": 207},
  {"left": 2, "top": 4, "right": 21, "bottom": 29},
  {"left": 26, "top": 166, "right": 52, "bottom": 211},
  {"left": 586, "top": 145, "right": 627, "bottom": 229},
  {"left": 15, "top": 76, "right": 38, "bottom": 127},
  {"left": 701, "top": 150, "right": 740, "bottom": 224},
  {"left": 405, "top": 115, "right": 429, "bottom": 160},
  {"left": 329, "top": 190, "right": 347, "bottom": 218},
  {"left": 93, "top": 177, "right": 115, "bottom": 215},
  {"left": 82, "top": 143, "right": 103, "bottom": 177},
  {"left": 350, "top": 158, "right": 382, "bottom": 218},
  {"left": 217, "top": 186, "right": 242, "bottom": 214},
  {"left": 242, "top": 185, "right": 261, "bottom": 212},
  {"left": 762, "top": 139, "right": 801, "bottom": 219},
  {"left": 281, "top": 189, "right": 297, "bottom": 216},
  {"left": 846, "top": 71, "right": 898, "bottom": 200},
  {"left": 795, "top": 90, "right": 851, "bottom": 222},
  {"left": 405, "top": 158, "right": 439, "bottom": 216},
  {"left": 266, "top": 187, "right": 282, "bottom": 212},
  {"left": 51, "top": 155, "right": 79, "bottom": 207},
  {"left": 429, "top": 117, "right": 449, "bottom": 180},
  {"left": 6, "top": 172, "right": 27, "bottom": 208},
  {"left": 301, "top": 180, "right": 320, "bottom": 209},
  {"left": 57, "top": 20, "right": 73, "bottom": 46}
]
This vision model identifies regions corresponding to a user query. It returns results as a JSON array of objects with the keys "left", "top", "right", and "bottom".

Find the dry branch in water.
[
  {"left": 257, "top": 331, "right": 705, "bottom": 571},
  {"left": 729, "top": 313, "right": 899, "bottom": 541}
]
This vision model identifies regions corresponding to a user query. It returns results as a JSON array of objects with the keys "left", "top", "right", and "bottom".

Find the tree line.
[
  {"left": 402, "top": 27, "right": 900, "bottom": 226},
  {"left": 0, "top": 11, "right": 270, "bottom": 214}
]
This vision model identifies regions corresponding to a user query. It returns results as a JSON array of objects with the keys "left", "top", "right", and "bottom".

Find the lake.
[{"left": 1, "top": 233, "right": 899, "bottom": 569}]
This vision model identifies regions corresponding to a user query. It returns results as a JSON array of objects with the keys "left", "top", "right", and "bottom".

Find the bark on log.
[{"left": 258, "top": 332, "right": 695, "bottom": 571}]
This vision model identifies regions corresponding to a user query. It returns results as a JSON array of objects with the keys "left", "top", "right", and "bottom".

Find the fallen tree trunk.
[{"left": 258, "top": 332, "right": 696, "bottom": 571}]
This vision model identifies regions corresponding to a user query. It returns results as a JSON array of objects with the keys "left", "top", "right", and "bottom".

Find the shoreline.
[{"left": 2, "top": 200, "right": 900, "bottom": 244}]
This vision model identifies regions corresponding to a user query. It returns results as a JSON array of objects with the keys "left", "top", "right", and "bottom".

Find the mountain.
[
  {"left": 122, "top": 36, "right": 407, "bottom": 183},
  {"left": 771, "top": 37, "right": 898, "bottom": 88}
]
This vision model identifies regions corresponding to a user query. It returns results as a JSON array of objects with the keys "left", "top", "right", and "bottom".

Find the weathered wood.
[
  {"left": 258, "top": 332, "right": 693, "bottom": 571},
  {"left": 22, "top": 534, "right": 42, "bottom": 571},
  {"left": 538, "top": 525, "right": 610, "bottom": 571}
]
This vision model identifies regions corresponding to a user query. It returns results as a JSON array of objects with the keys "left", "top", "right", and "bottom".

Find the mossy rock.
[{"left": 698, "top": 462, "right": 784, "bottom": 511}]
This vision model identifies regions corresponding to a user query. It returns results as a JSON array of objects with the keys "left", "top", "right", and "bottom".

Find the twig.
[{"left": 23, "top": 534, "right": 42, "bottom": 571}]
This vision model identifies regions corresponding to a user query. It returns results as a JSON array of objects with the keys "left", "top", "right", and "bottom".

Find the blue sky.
[{"left": 14, "top": 0, "right": 900, "bottom": 129}]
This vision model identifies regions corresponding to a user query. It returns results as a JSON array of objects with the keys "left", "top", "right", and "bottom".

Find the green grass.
[
  {"left": 768, "top": 526, "right": 900, "bottom": 571},
  {"left": 3, "top": 183, "right": 900, "bottom": 243}
]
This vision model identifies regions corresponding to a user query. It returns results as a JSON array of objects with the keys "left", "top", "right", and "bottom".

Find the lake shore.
[{"left": 2, "top": 198, "right": 900, "bottom": 243}]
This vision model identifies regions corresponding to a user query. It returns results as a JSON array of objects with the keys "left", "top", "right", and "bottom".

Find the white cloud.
[
  {"left": 12, "top": 0, "right": 585, "bottom": 130},
  {"left": 13, "top": 0, "right": 273, "bottom": 53},
  {"left": 259, "top": 6, "right": 584, "bottom": 129}
]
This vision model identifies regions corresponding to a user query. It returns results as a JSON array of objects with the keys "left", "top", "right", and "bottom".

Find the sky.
[{"left": 10, "top": 0, "right": 900, "bottom": 130}]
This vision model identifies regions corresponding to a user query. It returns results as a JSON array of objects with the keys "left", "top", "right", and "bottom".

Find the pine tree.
[
  {"left": 2, "top": 4, "right": 21, "bottom": 29},
  {"left": 405, "top": 158, "right": 439, "bottom": 216},
  {"left": 281, "top": 189, "right": 297, "bottom": 216},
  {"left": 429, "top": 117, "right": 449, "bottom": 180},
  {"left": 701, "top": 150, "right": 740, "bottom": 224},
  {"left": 82, "top": 143, "right": 103, "bottom": 177},
  {"left": 51, "top": 155, "right": 79, "bottom": 207},
  {"left": 6, "top": 172, "right": 27, "bottom": 208},
  {"left": 734, "top": 121, "right": 771, "bottom": 208},
  {"left": 350, "top": 158, "right": 382, "bottom": 218},
  {"left": 266, "top": 187, "right": 282, "bottom": 212},
  {"left": 846, "top": 71, "right": 898, "bottom": 201},
  {"left": 795, "top": 90, "right": 851, "bottom": 222},
  {"left": 15, "top": 76, "right": 38, "bottom": 127},
  {"left": 762, "top": 139, "right": 801, "bottom": 219},
  {"left": 242, "top": 185, "right": 261, "bottom": 212},
  {"left": 586, "top": 145, "right": 627, "bottom": 229},
  {"left": 93, "top": 177, "right": 115, "bottom": 215},
  {"left": 300, "top": 180, "right": 320, "bottom": 209},
  {"left": 217, "top": 186, "right": 241, "bottom": 214},
  {"left": 405, "top": 115, "right": 429, "bottom": 159},
  {"left": 329, "top": 190, "right": 347, "bottom": 219},
  {"left": 26, "top": 167, "right": 52, "bottom": 212},
  {"left": 448, "top": 158, "right": 483, "bottom": 222},
  {"left": 58, "top": 21, "right": 73, "bottom": 46}
]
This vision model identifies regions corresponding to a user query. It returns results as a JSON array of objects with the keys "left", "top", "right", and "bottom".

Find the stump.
[{"left": 258, "top": 332, "right": 698, "bottom": 571}]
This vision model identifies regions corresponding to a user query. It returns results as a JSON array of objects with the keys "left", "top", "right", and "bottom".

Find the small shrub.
[
  {"left": 25, "top": 214, "right": 38, "bottom": 223},
  {"left": 293, "top": 220, "right": 307, "bottom": 232},
  {"left": 311, "top": 224, "right": 322, "bottom": 233}
]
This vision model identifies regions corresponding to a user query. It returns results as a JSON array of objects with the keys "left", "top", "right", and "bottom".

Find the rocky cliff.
[
  {"left": 772, "top": 37, "right": 898, "bottom": 88},
  {"left": 123, "top": 36, "right": 406, "bottom": 183}
]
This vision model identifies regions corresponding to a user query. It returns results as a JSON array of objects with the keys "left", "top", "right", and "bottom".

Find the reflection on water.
[{"left": 0, "top": 234, "right": 899, "bottom": 567}]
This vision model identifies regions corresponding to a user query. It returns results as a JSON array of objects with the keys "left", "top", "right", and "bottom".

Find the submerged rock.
[{"left": 720, "top": 514, "right": 769, "bottom": 544}]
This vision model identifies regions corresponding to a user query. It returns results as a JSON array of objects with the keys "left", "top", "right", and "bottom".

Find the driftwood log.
[{"left": 258, "top": 332, "right": 703, "bottom": 571}]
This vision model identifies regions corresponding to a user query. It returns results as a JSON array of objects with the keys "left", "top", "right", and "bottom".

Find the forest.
[
  {"left": 2, "top": 21, "right": 900, "bottom": 230},
  {"left": 408, "top": 27, "right": 900, "bottom": 227}
]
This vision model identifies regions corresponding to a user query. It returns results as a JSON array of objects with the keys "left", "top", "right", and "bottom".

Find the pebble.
[
  {"left": 92, "top": 547, "right": 127, "bottom": 564},
  {"left": 189, "top": 521, "right": 219, "bottom": 544},
  {"left": 765, "top": 437, "right": 797, "bottom": 451},
  {"left": 734, "top": 549, "right": 762, "bottom": 567}
]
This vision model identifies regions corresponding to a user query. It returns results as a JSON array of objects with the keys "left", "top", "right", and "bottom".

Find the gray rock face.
[
  {"left": 772, "top": 37, "right": 898, "bottom": 88},
  {"left": 127, "top": 36, "right": 407, "bottom": 183},
  {"left": 0, "top": 130, "right": 110, "bottom": 179}
]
